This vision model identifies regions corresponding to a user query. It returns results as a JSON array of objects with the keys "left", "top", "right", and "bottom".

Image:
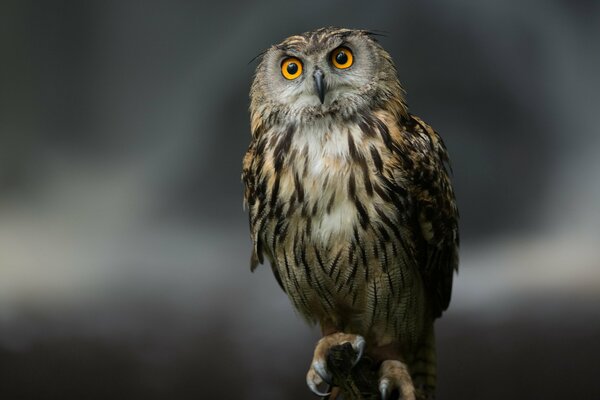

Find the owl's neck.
[{"left": 289, "top": 115, "right": 356, "bottom": 153}]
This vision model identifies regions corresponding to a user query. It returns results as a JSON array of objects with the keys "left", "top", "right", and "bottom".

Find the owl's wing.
[
  {"left": 242, "top": 138, "right": 263, "bottom": 270},
  {"left": 242, "top": 137, "right": 286, "bottom": 291},
  {"left": 403, "top": 115, "right": 459, "bottom": 318}
]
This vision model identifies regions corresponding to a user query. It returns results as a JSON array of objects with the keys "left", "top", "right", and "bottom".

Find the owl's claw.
[
  {"left": 379, "top": 378, "right": 390, "bottom": 400},
  {"left": 306, "top": 332, "right": 365, "bottom": 397},
  {"left": 351, "top": 335, "right": 366, "bottom": 366},
  {"left": 378, "top": 360, "right": 416, "bottom": 400},
  {"left": 306, "top": 368, "right": 331, "bottom": 397},
  {"left": 313, "top": 359, "right": 332, "bottom": 383}
]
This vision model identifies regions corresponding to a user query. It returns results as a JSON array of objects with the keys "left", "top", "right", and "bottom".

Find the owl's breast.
[
  {"left": 287, "top": 122, "right": 363, "bottom": 243},
  {"left": 253, "top": 118, "right": 424, "bottom": 344}
]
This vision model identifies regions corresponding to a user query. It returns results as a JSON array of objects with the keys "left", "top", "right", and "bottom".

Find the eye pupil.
[
  {"left": 287, "top": 62, "right": 298, "bottom": 75},
  {"left": 336, "top": 51, "right": 348, "bottom": 65}
]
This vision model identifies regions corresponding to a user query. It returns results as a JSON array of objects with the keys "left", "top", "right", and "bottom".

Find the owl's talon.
[
  {"left": 313, "top": 359, "right": 332, "bottom": 383},
  {"left": 306, "top": 368, "right": 331, "bottom": 397},
  {"left": 378, "top": 360, "right": 416, "bottom": 400},
  {"left": 351, "top": 336, "right": 366, "bottom": 367},
  {"left": 306, "top": 332, "right": 365, "bottom": 396},
  {"left": 379, "top": 378, "right": 390, "bottom": 400}
]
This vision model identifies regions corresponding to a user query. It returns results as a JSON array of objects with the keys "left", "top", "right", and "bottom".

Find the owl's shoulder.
[{"left": 389, "top": 113, "right": 449, "bottom": 165}]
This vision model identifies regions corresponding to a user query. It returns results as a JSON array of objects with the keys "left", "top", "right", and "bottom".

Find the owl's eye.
[
  {"left": 281, "top": 57, "right": 303, "bottom": 80},
  {"left": 331, "top": 47, "right": 353, "bottom": 69}
]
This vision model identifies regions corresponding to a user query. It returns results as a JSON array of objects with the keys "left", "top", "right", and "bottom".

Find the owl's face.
[{"left": 251, "top": 28, "right": 402, "bottom": 122}]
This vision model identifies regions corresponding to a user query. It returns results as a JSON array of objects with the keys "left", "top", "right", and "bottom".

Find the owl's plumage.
[{"left": 243, "top": 28, "right": 458, "bottom": 399}]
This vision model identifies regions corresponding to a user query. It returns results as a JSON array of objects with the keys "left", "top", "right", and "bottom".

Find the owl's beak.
[{"left": 313, "top": 69, "right": 326, "bottom": 104}]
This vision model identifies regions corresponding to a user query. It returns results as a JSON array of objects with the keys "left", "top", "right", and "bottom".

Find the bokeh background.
[{"left": 1, "top": 1, "right": 599, "bottom": 399}]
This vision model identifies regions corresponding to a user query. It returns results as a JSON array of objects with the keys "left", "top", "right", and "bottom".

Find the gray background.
[{"left": 1, "top": 1, "right": 599, "bottom": 399}]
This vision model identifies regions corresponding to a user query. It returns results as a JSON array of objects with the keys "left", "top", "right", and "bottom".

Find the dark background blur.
[{"left": 1, "top": 1, "right": 599, "bottom": 399}]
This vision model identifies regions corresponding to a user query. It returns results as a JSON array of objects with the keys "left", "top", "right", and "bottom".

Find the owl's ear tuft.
[
  {"left": 248, "top": 49, "right": 268, "bottom": 65},
  {"left": 363, "top": 30, "right": 388, "bottom": 41}
]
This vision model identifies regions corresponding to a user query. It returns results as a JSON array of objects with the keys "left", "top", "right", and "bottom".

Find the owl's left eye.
[
  {"left": 331, "top": 47, "right": 354, "bottom": 69},
  {"left": 281, "top": 57, "right": 303, "bottom": 80}
]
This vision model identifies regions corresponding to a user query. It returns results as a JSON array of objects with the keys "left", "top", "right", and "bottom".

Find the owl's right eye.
[{"left": 281, "top": 57, "right": 303, "bottom": 80}]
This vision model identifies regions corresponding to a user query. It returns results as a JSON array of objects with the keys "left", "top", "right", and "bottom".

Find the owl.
[{"left": 242, "top": 27, "right": 458, "bottom": 400}]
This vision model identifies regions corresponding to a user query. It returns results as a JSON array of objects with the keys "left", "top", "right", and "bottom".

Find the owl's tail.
[{"left": 409, "top": 323, "right": 437, "bottom": 399}]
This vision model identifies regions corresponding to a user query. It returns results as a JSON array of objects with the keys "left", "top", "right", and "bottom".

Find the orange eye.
[
  {"left": 331, "top": 47, "right": 353, "bottom": 69},
  {"left": 281, "top": 57, "right": 303, "bottom": 80}
]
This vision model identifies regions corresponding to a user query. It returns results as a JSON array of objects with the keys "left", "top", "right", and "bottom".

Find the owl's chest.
[
  {"left": 282, "top": 123, "right": 369, "bottom": 242},
  {"left": 289, "top": 126, "right": 352, "bottom": 185}
]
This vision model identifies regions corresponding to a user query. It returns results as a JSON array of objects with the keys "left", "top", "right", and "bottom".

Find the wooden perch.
[{"left": 325, "top": 343, "right": 397, "bottom": 400}]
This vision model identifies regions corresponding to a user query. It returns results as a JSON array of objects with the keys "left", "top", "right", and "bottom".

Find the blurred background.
[{"left": 1, "top": 1, "right": 599, "bottom": 399}]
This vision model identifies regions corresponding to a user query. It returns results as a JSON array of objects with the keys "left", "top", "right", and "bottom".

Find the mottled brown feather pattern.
[
  {"left": 242, "top": 27, "right": 459, "bottom": 397},
  {"left": 243, "top": 110, "right": 457, "bottom": 338}
]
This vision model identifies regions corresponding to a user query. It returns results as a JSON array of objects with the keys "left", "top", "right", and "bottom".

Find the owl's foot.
[
  {"left": 378, "top": 360, "right": 416, "bottom": 400},
  {"left": 306, "top": 332, "right": 366, "bottom": 397}
]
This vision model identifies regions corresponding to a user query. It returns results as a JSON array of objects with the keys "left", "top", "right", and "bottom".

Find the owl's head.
[{"left": 250, "top": 27, "right": 406, "bottom": 129}]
